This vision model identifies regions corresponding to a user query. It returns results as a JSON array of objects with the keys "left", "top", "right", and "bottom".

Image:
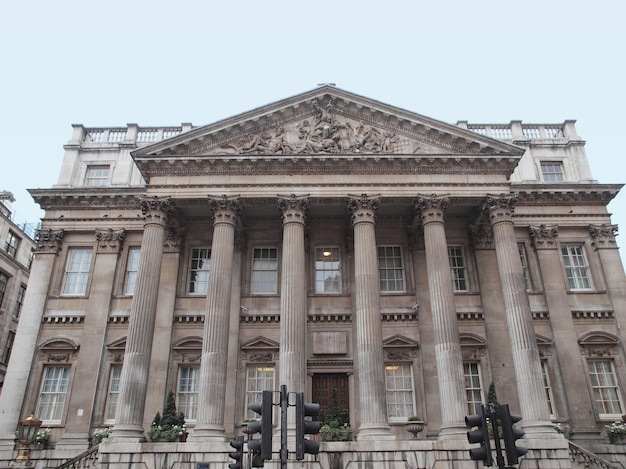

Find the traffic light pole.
[
  {"left": 280, "top": 384, "right": 288, "bottom": 469},
  {"left": 486, "top": 403, "right": 506, "bottom": 469}
]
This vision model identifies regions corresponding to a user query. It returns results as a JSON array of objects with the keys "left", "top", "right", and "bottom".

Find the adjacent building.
[{"left": 0, "top": 87, "right": 624, "bottom": 468}]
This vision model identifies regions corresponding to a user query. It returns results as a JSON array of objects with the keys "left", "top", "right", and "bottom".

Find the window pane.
[
  {"left": 123, "top": 247, "right": 141, "bottom": 295},
  {"left": 448, "top": 246, "right": 467, "bottom": 291},
  {"left": 189, "top": 248, "right": 211, "bottom": 293},
  {"left": 379, "top": 246, "right": 405, "bottom": 292},
  {"left": 246, "top": 366, "right": 274, "bottom": 419},
  {"left": 315, "top": 247, "right": 341, "bottom": 293},
  {"left": 37, "top": 366, "right": 70, "bottom": 422},
  {"left": 251, "top": 248, "right": 278, "bottom": 294},
  {"left": 385, "top": 364, "right": 415, "bottom": 418},
  {"left": 62, "top": 249, "right": 93, "bottom": 295},
  {"left": 518, "top": 243, "right": 532, "bottom": 291},
  {"left": 561, "top": 245, "right": 591, "bottom": 290},
  {"left": 588, "top": 359, "right": 623, "bottom": 416},
  {"left": 540, "top": 162, "right": 564, "bottom": 182},
  {"left": 464, "top": 363, "right": 483, "bottom": 415},
  {"left": 0, "top": 273, "right": 8, "bottom": 309},
  {"left": 105, "top": 365, "right": 122, "bottom": 422},
  {"left": 177, "top": 366, "right": 200, "bottom": 420},
  {"left": 4, "top": 231, "right": 19, "bottom": 257},
  {"left": 85, "top": 165, "right": 110, "bottom": 186}
]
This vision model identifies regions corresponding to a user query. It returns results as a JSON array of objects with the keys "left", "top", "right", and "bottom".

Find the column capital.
[
  {"left": 468, "top": 222, "right": 494, "bottom": 250},
  {"left": 530, "top": 224, "right": 559, "bottom": 250},
  {"left": 590, "top": 224, "right": 618, "bottom": 249},
  {"left": 208, "top": 195, "right": 241, "bottom": 226},
  {"left": 414, "top": 194, "right": 448, "bottom": 225},
  {"left": 35, "top": 228, "right": 64, "bottom": 254},
  {"left": 95, "top": 228, "right": 125, "bottom": 254},
  {"left": 139, "top": 196, "right": 174, "bottom": 228},
  {"left": 164, "top": 227, "right": 186, "bottom": 253},
  {"left": 277, "top": 194, "right": 310, "bottom": 225},
  {"left": 483, "top": 193, "right": 518, "bottom": 225},
  {"left": 347, "top": 194, "right": 380, "bottom": 226}
]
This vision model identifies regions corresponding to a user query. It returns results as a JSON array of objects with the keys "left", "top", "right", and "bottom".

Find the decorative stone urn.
[{"left": 405, "top": 419, "right": 425, "bottom": 439}]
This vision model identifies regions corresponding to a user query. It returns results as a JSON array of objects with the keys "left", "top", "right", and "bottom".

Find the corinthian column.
[
  {"left": 191, "top": 195, "right": 241, "bottom": 441},
  {"left": 112, "top": 197, "right": 173, "bottom": 441},
  {"left": 415, "top": 194, "right": 466, "bottom": 438},
  {"left": 278, "top": 195, "right": 309, "bottom": 398},
  {"left": 484, "top": 195, "right": 552, "bottom": 434},
  {"left": 0, "top": 230, "right": 63, "bottom": 451},
  {"left": 347, "top": 194, "right": 393, "bottom": 440}
]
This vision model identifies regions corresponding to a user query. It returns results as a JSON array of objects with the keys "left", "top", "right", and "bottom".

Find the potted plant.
[
  {"left": 92, "top": 427, "right": 111, "bottom": 444},
  {"left": 606, "top": 421, "right": 626, "bottom": 444},
  {"left": 34, "top": 428, "right": 51, "bottom": 449},
  {"left": 405, "top": 416, "right": 425, "bottom": 439},
  {"left": 319, "top": 388, "right": 352, "bottom": 441},
  {"left": 149, "top": 391, "right": 186, "bottom": 441}
]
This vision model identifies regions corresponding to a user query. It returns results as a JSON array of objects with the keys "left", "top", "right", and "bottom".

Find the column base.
[
  {"left": 355, "top": 423, "right": 395, "bottom": 441},
  {"left": 522, "top": 419, "right": 563, "bottom": 438},
  {"left": 437, "top": 422, "right": 467, "bottom": 441},
  {"left": 109, "top": 424, "right": 146, "bottom": 443},
  {"left": 187, "top": 424, "right": 226, "bottom": 442}
]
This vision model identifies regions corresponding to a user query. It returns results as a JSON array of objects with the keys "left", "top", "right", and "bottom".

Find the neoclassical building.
[{"left": 0, "top": 86, "right": 624, "bottom": 468}]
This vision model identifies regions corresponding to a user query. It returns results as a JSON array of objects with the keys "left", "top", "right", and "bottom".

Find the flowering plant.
[
  {"left": 607, "top": 421, "right": 626, "bottom": 442},
  {"left": 93, "top": 428, "right": 111, "bottom": 444},
  {"left": 35, "top": 428, "right": 51, "bottom": 443}
]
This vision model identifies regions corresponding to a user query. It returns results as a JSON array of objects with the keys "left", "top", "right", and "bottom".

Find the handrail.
[
  {"left": 569, "top": 440, "right": 622, "bottom": 469},
  {"left": 55, "top": 445, "right": 99, "bottom": 469}
]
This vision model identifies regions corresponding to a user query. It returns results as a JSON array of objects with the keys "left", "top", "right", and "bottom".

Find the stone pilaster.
[
  {"left": 415, "top": 195, "right": 466, "bottom": 438},
  {"left": 484, "top": 195, "right": 552, "bottom": 434},
  {"left": 347, "top": 194, "right": 393, "bottom": 440},
  {"left": 0, "top": 230, "right": 63, "bottom": 451},
  {"left": 191, "top": 195, "right": 241, "bottom": 441},
  {"left": 277, "top": 195, "right": 309, "bottom": 402},
  {"left": 111, "top": 197, "right": 172, "bottom": 441}
]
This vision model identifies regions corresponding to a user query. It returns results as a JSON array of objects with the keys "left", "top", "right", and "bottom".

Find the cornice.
[
  {"left": 29, "top": 187, "right": 146, "bottom": 211},
  {"left": 514, "top": 184, "right": 622, "bottom": 206}
]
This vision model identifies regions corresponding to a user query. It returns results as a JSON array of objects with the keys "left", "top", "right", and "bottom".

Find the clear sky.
[{"left": 1, "top": 1, "right": 624, "bottom": 256}]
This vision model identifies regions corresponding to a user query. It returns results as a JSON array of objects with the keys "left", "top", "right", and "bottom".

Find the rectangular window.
[
  {"left": 0, "top": 273, "right": 7, "bottom": 309},
  {"left": 62, "top": 248, "right": 93, "bottom": 296},
  {"left": 540, "top": 162, "right": 564, "bottom": 182},
  {"left": 542, "top": 361, "right": 555, "bottom": 418},
  {"left": 189, "top": 248, "right": 211, "bottom": 294},
  {"left": 246, "top": 365, "right": 275, "bottom": 419},
  {"left": 315, "top": 247, "right": 341, "bottom": 293},
  {"left": 448, "top": 246, "right": 468, "bottom": 291},
  {"left": 13, "top": 284, "right": 26, "bottom": 318},
  {"left": 177, "top": 366, "right": 200, "bottom": 421},
  {"left": 123, "top": 247, "right": 141, "bottom": 295},
  {"left": 588, "top": 359, "right": 624, "bottom": 417},
  {"left": 104, "top": 365, "right": 122, "bottom": 423},
  {"left": 36, "top": 365, "right": 70, "bottom": 422},
  {"left": 518, "top": 243, "right": 532, "bottom": 291},
  {"left": 4, "top": 230, "right": 19, "bottom": 257},
  {"left": 251, "top": 248, "right": 278, "bottom": 294},
  {"left": 385, "top": 364, "right": 415, "bottom": 419},
  {"left": 85, "top": 165, "right": 110, "bottom": 186},
  {"left": 464, "top": 362, "right": 483, "bottom": 415},
  {"left": 561, "top": 244, "right": 591, "bottom": 290},
  {"left": 379, "top": 246, "right": 406, "bottom": 292},
  {"left": 2, "top": 331, "right": 15, "bottom": 364}
]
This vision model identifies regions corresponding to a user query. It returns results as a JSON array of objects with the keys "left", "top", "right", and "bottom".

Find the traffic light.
[
  {"left": 247, "top": 390, "right": 273, "bottom": 461},
  {"left": 500, "top": 404, "right": 528, "bottom": 465},
  {"left": 228, "top": 436, "right": 244, "bottom": 469},
  {"left": 295, "top": 392, "right": 321, "bottom": 460},
  {"left": 465, "top": 404, "right": 493, "bottom": 466}
]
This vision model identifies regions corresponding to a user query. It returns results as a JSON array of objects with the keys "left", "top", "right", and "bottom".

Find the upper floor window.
[
  {"left": 464, "top": 362, "right": 483, "bottom": 415},
  {"left": 251, "top": 248, "right": 278, "bottom": 294},
  {"left": 385, "top": 364, "right": 415, "bottom": 420},
  {"left": 518, "top": 243, "right": 532, "bottom": 291},
  {"left": 61, "top": 248, "right": 93, "bottom": 296},
  {"left": 561, "top": 244, "right": 591, "bottom": 290},
  {"left": 315, "top": 247, "right": 341, "bottom": 294},
  {"left": 13, "top": 284, "right": 26, "bottom": 318},
  {"left": 2, "top": 330, "right": 14, "bottom": 364},
  {"left": 177, "top": 365, "right": 200, "bottom": 421},
  {"left": 448, "top": 246, "right": 468, "bottom": 291},
  {"left": 4, "top": 230, "right": 19, "bottom": 257},
  {"left": 104, "top": 365, "right": 122, "bottom": 423},
  {"left": 36, "top": 365, "right": 70, "bottom": 423},
  {"left": 85, "top": 165, "right": 110, "bottom": 186},
  {"left": 379, "top": 246, "right": 406, "bottom": 293},
  {"left": 588, "top": 359, "right": 624, "bottom": 418},
  {"left": 246, "top": 365, "right": 275, "bottom": 420},
  {"left": 0, "top": 272, "right": 8, "bottom": 308},
  {"left": 189, "top": 248, "right": 211, "bottom": 294},
  {"left": 540, "top": 162, "right": 564, "bottom": 182},
  {"left": 123, "top": 247, "right": 141, "bottom": 295}
]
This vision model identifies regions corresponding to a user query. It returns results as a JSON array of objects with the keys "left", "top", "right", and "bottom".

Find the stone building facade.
[{"left": 0, "top": 86, "right": 624, "bottom": 468}]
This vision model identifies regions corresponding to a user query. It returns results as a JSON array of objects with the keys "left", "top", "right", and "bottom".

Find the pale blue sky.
[{"left": 1, "top": 0, "right": 625, "bottom": 255}]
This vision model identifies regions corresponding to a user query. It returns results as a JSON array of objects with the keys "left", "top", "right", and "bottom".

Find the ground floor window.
[
  {"left": 464, "top": 362, "right": 483, "bottom": 415},
  {"left": 36, "top": 365, "right": 70, "bottom": 423},
  {"left": 385, "top": 364, "right": 415, "bottom": 419},
  {"left": 246, "top": 365, "right": 275, "bottom": 419},
  {"left": 177, "top": 365, "right": 200, "bottom": 421},
  {"left": 104, "top": 365, "right": 122, "bottom": 423},
  {"left": 588, "top": 359, "right": 624, "bottom": 418}
]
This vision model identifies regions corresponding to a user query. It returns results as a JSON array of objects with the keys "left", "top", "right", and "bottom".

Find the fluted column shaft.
[
  {"left": 0, "top": 230, "right": 63, "bottom": 448},
  {"left": 192, "top": 196, "right": 240, "bottom": 441},
  {"left": 348, "top": 195, "right": 392, "bottom": 440},
  {"left": 486, "top": 196, "right": 552, "bottom": 430},
  {"left": 415, "top": 195, "right": 466, "bottom": 436},
  {"left": 278, "top": 195, "right": 309, "bottom": 401},
  {"left": 112, "top": 198, "right": 171, "bottom": 440}
]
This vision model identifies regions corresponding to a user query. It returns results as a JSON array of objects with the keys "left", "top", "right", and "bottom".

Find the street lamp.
[{"left": 15, "top": 414, "right": 42, "bottom": 464}]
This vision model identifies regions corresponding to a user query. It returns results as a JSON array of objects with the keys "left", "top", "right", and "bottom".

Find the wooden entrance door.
[{"left": 312, "top": 373, "right": 349, "bottom": 417}]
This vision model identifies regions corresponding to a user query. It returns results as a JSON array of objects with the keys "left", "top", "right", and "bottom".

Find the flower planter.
[{"left": 405, "top": 421, "right": 425, "bottom": 439}]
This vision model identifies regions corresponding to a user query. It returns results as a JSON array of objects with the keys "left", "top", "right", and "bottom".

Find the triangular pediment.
[
  {"left": 241, "top": 336, "right": 280, "bottom": 351},
  {"left": 133, "top": 87, "right": 523, "bottom": 164},
  {"left": 383, "top": 334, "right": 419, "bottom": 349}
]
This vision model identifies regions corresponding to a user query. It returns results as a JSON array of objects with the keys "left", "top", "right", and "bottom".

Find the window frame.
[
  {"left": 188, "top": 247, "right": 211, "bottom": 294},
  {"left": 378, "top": 245, "right": 406, "bottom": 293},
  {"left": 587, "top": 358, "right": 624, "bottom": 419},
  {"left": 250, "top": 247, "right": 279, "bottom": 295},
  {"left": 384, "top": 363, "right": 416, "bottom": 421},
  {"left": 104, "top": 364, "right": 122, "bottom": 424},
  {"left": 561, "top": 244, "right": 592, "bottom": 290},
  {"left": 541, "top": 360, "right": 556, "bottom": 419},
  {"left": 4, "top": 230, "right": 19, "bottom": 257},
  {"left": 13, "top": 284, "right": 26, "bottom": 318},
  {"left": 245, "top": 365, "right": 275, "bottom": 420},
  {"left": 85, "top": 165, "right": 111, "bottom": 186},
  {"left": 123, "top": 247, "right": 141, "bottom": 296},
  {"left": 2, "top": 330, "right": 15, "bottom": 364},
  {"left": 61, "top": 248, "right": 93, "bottom": 296},
  {"left": 36, "top": 365, "right": 71, "bottom": 424},
  {"left": 448, "top": 245, "right": 468, "bottom": 292},
  {"left": 518, "top": 243, "right": 532, "bottom": 291},
  {"left": 540, "top": 161, "right": 564, "bottom": 182},
  {"left": 314, "top": 246, "right": 342, "bottom": 294},
  {"left": 464, "top": 362, "right": 484, "bottom": 416},
  {"left": 177, "top": 365, "right": 200, "bottom": 422},
  {"left": 0, "top": 272, "right": 8, "bottom": 309}
]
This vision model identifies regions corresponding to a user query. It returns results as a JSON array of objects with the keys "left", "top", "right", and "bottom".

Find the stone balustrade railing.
[{"left": 456, "top": 120, "right": 580, "bottom": 142}]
